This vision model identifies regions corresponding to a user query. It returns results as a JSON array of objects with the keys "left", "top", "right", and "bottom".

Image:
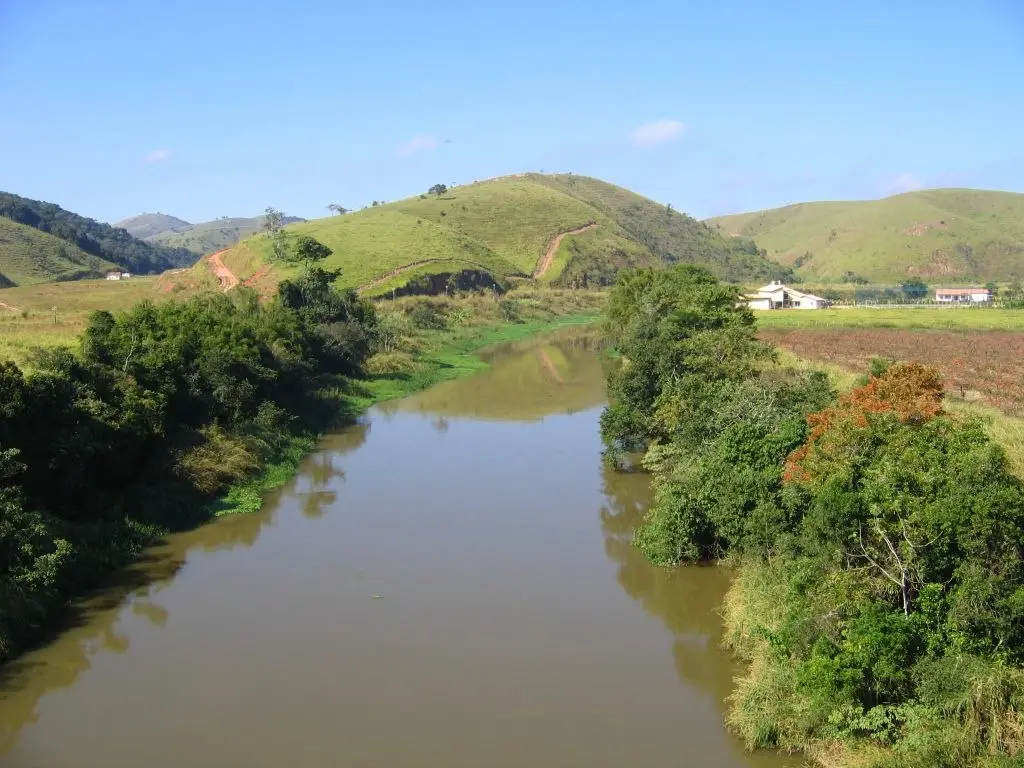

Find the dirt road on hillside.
[
  {"left": 532, "top": 223, "right": 597, "bottom": 279},
  {"left": 208, "top": 250, "right": 239, "bottom": 292}
]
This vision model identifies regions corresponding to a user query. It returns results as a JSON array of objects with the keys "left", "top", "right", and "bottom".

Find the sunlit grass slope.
[
  {"left": 215, "top": 174, "right": 789, "bottom": 292},
  {"left": 708, "top": 188, "right": 1024, "bottom": 283}
]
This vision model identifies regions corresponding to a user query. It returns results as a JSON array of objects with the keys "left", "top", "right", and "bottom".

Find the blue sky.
[{"left": 1, "top": 0, "right": 1022, "bottom": 224}]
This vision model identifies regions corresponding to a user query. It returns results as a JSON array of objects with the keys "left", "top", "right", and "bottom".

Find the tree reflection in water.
[
  {"left": 0, "top": 418, "right": 373, "bottom": 749},
  {"left": 599, "top": 465, "right": 740, "bottom": 706}
]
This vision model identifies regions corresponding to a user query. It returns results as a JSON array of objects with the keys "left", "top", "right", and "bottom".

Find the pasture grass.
[
  {"left": 0, "top": 273, "right": 203, "bottom": 365},
  {"left": 223, "top": 178, "right": 605, "bottom": 291}
]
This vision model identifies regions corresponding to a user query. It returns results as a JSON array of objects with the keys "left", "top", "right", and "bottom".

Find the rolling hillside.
[
  {"left": 117, "top": 213, "right": 304, "bottom": 256},
  {"left": 0, "top": 192, "right": 197, "bottom": 281},
  {"left": 215, "top": 174, "right": 791, "bottom": 296},
  {"left": 151, "top": 215, "right": 304, "bottom": 255},
  {"left": 0, "top": 218, "right": 118, "bottom": 286},
  {"left": 707, "top": 188, "right": 1024, "bottom": 283},
  {"left": 115, "top": 213, "right": 193, "bottom": 240}
]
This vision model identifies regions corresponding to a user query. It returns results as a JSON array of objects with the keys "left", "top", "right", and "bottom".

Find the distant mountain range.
[
  {"left": 0, "top": 192, "right": 196, "bottom": 286},
  {"left": 707, "top": 188, "right": 1024, "bottom": 283},
  {"left": 116, "top": 213, "right": 305, "bottom": 256}
]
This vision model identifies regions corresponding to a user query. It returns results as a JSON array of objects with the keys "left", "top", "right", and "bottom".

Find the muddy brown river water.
[{"left": 0, "top": 331, "right": 796, "bottom": 768}]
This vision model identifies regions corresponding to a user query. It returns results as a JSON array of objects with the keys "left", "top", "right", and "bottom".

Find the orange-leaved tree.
[{"left": 784, "top": 362, "right": 944, "bottom": 484}]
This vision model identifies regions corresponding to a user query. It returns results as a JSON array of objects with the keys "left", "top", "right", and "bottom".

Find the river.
[{"left": 0, "top": 330, "right": 795, "bottom": 768}]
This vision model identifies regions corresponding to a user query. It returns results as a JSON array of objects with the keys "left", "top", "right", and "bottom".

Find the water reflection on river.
[{"left": 0, "top": 329, "right": 795, "bottom": 768}]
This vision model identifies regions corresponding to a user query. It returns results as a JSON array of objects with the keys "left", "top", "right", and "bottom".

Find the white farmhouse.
[
  {"left": 743, "top": 281, "right": 829, "bottom": 310},
  {"left": 935, "top": 287, "right": 990, "bottom": 303},
  {"left": 105, "top": 271, "right": 123, "bottom": 281}
]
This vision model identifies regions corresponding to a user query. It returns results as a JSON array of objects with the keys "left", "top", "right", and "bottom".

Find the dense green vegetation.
[
  {"left": 601, "top": 265, "right": 1024, "bottom": 767},
  {"left": 117, "top": 212, "right": 305, "bottom": 256},
  {"left": 215, "top": 174, "right": 790, "bottom": 294},
  {"left": 0, "top": 217, "right": 118, "bottom": 286},
  {"left": 0, "top": 192, "right": 196, "bottom": 278},
  {"left": 708, "top": 188, "right": 1024, "bottom": 283},
  {"left": 0, "top": 254, "right": 378, "bottom": 664}
]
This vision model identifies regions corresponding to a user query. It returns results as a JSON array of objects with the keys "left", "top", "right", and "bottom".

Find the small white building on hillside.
[
  {"left": 743, "top": 281, "right": 829, "bottom": 310},
  {"left": 935, "top": 286, "right": 990, "bottom": 303},
  {"left": 105, "top": 270, "right": 131, "bottom": 281}
]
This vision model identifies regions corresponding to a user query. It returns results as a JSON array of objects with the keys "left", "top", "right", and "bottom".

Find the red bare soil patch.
[
  {"left": 761, "top": 328, "right": 1024, "bottom": 416},
  {"left": 243, "top": 264, "right": 270, "bottom": 287},
  {"left": 208, "top": 250, "right": 239, "bottom": 291}
]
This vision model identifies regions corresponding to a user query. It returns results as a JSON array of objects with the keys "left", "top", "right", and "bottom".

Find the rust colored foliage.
[{"left": 783, "top": 362, "right": 945, "bottom": 484}]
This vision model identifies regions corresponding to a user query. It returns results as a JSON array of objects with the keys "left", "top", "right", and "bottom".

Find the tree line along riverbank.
[
  {"left": 0, "top": 247, "right": 602, "bottom": 666},
  {"left": 600, "top": 264, "right": 1024, "bottom": 768}
]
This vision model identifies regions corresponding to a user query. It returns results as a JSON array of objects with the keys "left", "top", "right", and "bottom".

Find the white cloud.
[
  {"left": 883, "top": 172, "right": 924, "bottom": 195},
  {"left": 630, "top": 119, "right": 685, "bottom": 147},
  {"left": 143, "top": 148, "right": 171, "bottom": 164},
  {"left": 395, "top": 134, "right": 441, "bottom": 158}
]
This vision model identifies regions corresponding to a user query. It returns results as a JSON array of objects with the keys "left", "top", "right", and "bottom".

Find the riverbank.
[
  {"left": 216, "top": 289, "right": 604, "bottom": 516},
  {"left": 719, "top": 354, "right": 1024, "bottom": 768},
  {"left": 0, "top": 287, "right": 602, "bottom": 667},
  {"left": 599, "top": 266, "right": 1024, "bottom": 768},
  {"left": 0, "top": 327, "right": 786, "bottom": 768}
]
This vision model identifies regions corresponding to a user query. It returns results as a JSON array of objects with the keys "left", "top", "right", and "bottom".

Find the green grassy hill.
[
  {"left": 217, "top": 174, "right": 790, "bottom": 295},
  {"left": 707, "top": 188, "right": 1024, "bottom": 283},
  {"left": 0, "top": 217, "right": 118, "bottom": 286},
  {"left": 115, "top": 213, "right": 193, "bottom": 240}
]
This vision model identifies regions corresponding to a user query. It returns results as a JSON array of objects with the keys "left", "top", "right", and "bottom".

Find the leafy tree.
[
  {"left": 327, "top": 204, "right": 348, "bottom": 216},
  {"left": 288, "top": 236, "right": 333, "bottom": 270},
  {"left": 900, "top": 277, "right": 929, "bottom": 300},
  {"left": 1007, "top": 277, "right": 1023, "bottom": 302},
  {"left": 262, "top": 207, "right": 283, "bottom": 237},
  {"left": 600, "top": 265, "right": 769, "bottom": 456},
  {"left": 428, "top": 184, "right": 448, "bottom": 196}
]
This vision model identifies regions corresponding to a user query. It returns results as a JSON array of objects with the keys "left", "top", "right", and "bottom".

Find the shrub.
[
  {"left": 498, "top": 298, "right": 521, "bottom": 323},
  {"left": 364, "top": 351, "right": 417, "bottom": 375},
  {"left": 175, "top": 425, "right": 259, "bottom": 494},
  {"left": 409, "top": 302, "right": 449, "bottom": 330}
]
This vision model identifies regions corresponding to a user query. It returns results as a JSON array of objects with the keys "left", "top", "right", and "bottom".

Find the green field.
[
  {"left": 754, "top": 306, "right": 1024, "bottom": 330},
  {"left": 708, "top": 188, "right": 1024, "bottom": 283},
  {"left": 0, "top": 272, "right": 212, "bottom": 364},
  {"left": 216, "top": 174, "right": 789, "bottom": 294},
  {"left": 0, "top": 218, "right": 116, "bottom": 285}
]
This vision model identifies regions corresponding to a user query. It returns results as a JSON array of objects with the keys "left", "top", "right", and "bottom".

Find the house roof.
[
  {"left": 936, "top": 287, "right": 989, "bottom": 295},
  {"left": 749, "top": 283, "right": 827, "bottom": 303}
]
